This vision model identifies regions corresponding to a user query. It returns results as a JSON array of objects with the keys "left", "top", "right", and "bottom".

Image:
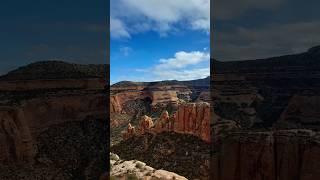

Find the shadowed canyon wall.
[
  {"left": 0, "top": 62, "right": 108, "bottom": 179},
  {"left": 212, "top": 46, "right": 320, "bottom": 180}
]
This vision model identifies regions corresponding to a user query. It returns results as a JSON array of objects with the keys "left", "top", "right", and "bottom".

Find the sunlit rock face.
[
  {"left": 110, "top": 153, "right": 188, "bottom": 180},
  {"left": 174, "top": 102, "right": 211, "bottom": 142},
  {"left": 122, "top": 102, "right": 211, "bottom": 143}
]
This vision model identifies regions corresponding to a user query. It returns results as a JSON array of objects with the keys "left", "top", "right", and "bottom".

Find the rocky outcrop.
[
  {"left": 276, "top": 95, "right": 320, "bottom": 129},
  {"left": 211, "top": 46, "right": 320, "bottom": 180},
  {"left": 174, "top": 102, "right": 210, "bottom": 142},
  {"left": 0, "top": 61, "right": 108, "bottom": 179},
  {"left": 122, "top": 123, "right": 136, "bottom": 140},
  {"left": 110, "top": 95, "right": 122, "bottom": 113},
  {"left": 0, "top": 87, "right": 108, "bottom": 178},
  {"left": 122, "top": 102, "right": 211, "bottom": 143},
  {"left": 110, "top": 78, "right": 210, "bottom": 115},
  {"left": 139, "top": 115, "right": 154, "bottom": 133},
  {"left": 212, "top": 130, "right": 320, "bottom": 180},
  {"left": 150, "top": 90, "right": 179, "bottom": 106},
  {"left": 110, "top": 153, "right": 187, "bottom": 180},
  {"left": 212, "top": 46, "right": 320, "bottom": 129},
  {"left": 0, "top": 107, "right": 34, "bottom": 164},
  {"left": 110, "top": 78, "right": 210, "bottom": 147}
]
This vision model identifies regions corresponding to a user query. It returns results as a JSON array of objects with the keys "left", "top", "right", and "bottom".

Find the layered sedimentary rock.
[
  {"left": 277, "top": 95, "right": 320, "bottom": 128},
  {"left": 0, "top": 107, "right": 34, "bottom": 164},
  {"left": 110, "top": 78, "right": 210, "bottom": 146},
  {"left": 123, "top": 102, "right": 211, "bottom": 143},
  {"left": 110, "top": 77, "right": 210, "bottom": 114},
  {"left": 212, "top": 46, "right": 320, "bottom": 129},
  {"left": 139, "top": 115, "right": 154, "bottom": 133},
  {"left": 212, "top": 46, "right": 320, "bottom": 180},
  {"left": 110, "top": 95, "right": 122, "bottom": 113},
  {"left": 212, "top": 130, "right": 320, "bottom": 180},
  {"left": 0, "top": 61, "right": 108, "bottom": 179},
  {"left": 174, "top": 102, "right": 211, "bottom": 142},
  {"left": 150, "top": 90, "right": 179, "bottom": 106}
]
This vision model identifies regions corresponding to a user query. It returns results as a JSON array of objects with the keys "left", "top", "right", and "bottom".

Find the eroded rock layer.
[
  {"left": 122, "top": 102, "right": 211, "bottom": 143},
  {"left": 110, "top": 78, "right": 209, "bottom": 145},
  {"left": 212, "top": 130, "right": 320, "bottom": 180},
  {"left": 211, "top": 46, "right": 320, "bottom": 180},
  {"left": 0, "top": 61, "right": 108, "bottom": 179}
]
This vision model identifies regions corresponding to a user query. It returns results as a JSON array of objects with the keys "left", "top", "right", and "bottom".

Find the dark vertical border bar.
[
  {"left": 210, "top": 0, "right": 219, "bottom": 179},
  {"left": 105, "top": 0, "right": 110, "bottom": 178}
]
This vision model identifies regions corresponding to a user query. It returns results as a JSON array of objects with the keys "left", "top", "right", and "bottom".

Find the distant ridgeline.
[
  {"left": 112, "top": 76, "right": 210, "bottom": 88},
  {"left": 213, "top": 45, "right": 320, "bottom": 73},
  {"left": 0, "top": 61, "right": 108, "bottom": 80}
]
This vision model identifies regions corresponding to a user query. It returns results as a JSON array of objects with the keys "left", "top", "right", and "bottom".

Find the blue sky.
[
  {"left": 0, "top": 0, "right": 107, "bottom": 75},
  {"left": 110, "top": 0, "right": 210, "bottom": 84}
]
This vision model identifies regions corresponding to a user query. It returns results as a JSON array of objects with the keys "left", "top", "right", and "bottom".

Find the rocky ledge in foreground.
[
  {"left": 109, "top": 153, "right": 187, "bottom": 180},
  {"left": 111, "top": 132, "right": 210, "bottom": 179}
]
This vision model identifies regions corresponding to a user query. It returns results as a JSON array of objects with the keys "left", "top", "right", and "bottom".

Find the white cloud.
[
  {"left": 136, "top": 50, "right": 210, "bottom": 81},
  {"left": 156, "top": 51, "right": 209, "bottom": 69},
  {"left": 110, "top": 17, "right": 131, "bottom": 39},
  {"left": 111, "top": 0, "right": 209, "bottom": 38}
]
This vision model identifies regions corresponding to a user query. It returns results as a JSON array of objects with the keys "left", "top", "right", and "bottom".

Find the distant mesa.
[
  {"left": 213, "top": 45, "right": 320, "bottom": 74},
  {"left": 0, "top": 60, "right": 108, "bottom": 81},
  {"left": 112, "top": 76, "right": 210, "bottom": 88}
]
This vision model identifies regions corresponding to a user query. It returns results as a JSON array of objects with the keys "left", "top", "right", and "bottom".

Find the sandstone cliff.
[
  {"left": 122, "top": 102, "right": 211, "bottom": 143},
  {"left": 0, "top": 61, "right": 108, "bottom": 179},
  {"left": 212, "top": 46, "right": 320, "bottom": 129},
  {"left": 212, "top": 130, "right": 320, "bottom": 180},
  {"left": 110, "top": 78, "right": 210, "bottom": 145},
  {"left": 211, "top": 46, "right": 320, "bottom": 180}
]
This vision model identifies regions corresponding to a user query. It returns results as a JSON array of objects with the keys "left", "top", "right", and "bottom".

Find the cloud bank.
[
  {"left": 214, "top": 21, "right": 320, "bottom": 60},
  {"left": 136, "top": 50, "right": 210, "bottom": 81},
  {"left": 111, "top": 0, "right": 210, "bottom": 39}
]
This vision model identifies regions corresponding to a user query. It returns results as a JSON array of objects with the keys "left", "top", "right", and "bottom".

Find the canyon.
[
  {"left": 212, "top": 46, "right": 320, "bottom": 180},
  {"left": 0, "top": 61, "right": 108, "bottom": 179},
  {"left": 110, "top": 77, "right": 210, "bottom": 145},
  {"left": 110, "top": 78, "right": 211, "bottom": 179}
]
